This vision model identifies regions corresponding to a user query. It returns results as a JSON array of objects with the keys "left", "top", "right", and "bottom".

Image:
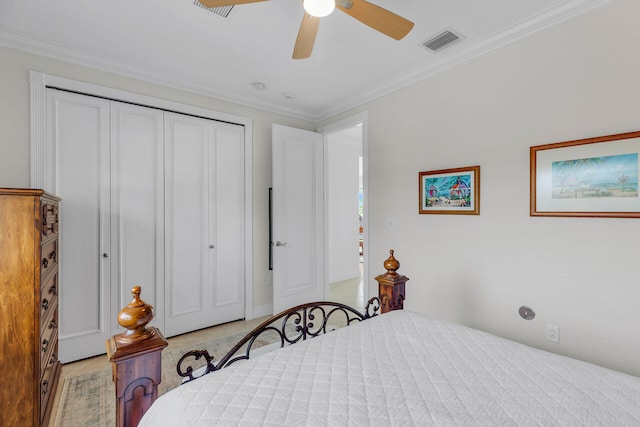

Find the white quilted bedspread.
[{"left": 140, "top": 311, "right": 640, "bottom": 426}]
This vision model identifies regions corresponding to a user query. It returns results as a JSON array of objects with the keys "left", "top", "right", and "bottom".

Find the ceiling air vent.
[
  {"left": 419, "top": 29, "right": 464, "bottom": 52},
  {"left": 194, "top": 0, "right": 235, "bottom": 19}
]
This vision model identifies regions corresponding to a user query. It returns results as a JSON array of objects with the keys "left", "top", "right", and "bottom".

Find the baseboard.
[
  {"left": 329, "top": 270, "right": 362, "bottom": 284},
  {"left": 252, "top": 303, "right": 273, "bottom": 319}
]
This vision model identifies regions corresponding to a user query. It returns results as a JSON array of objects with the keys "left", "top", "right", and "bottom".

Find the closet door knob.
[
  {"left": 275, "top": 241, "right": 287, "bottom": 247},
  {"left": 103, "top": 253, "right": 109, "bottom": 258},
  {"left": 209, "top": 245, "right": 215, "bottom": 249}
]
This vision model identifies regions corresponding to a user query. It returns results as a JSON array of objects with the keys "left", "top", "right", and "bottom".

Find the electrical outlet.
[{"left": 546, "top": 324, "right": 559, "bottom": 343}]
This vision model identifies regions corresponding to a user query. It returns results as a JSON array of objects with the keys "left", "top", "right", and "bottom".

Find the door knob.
[{"left": 275, "top": 241, "right": 287, "bottom": 247}]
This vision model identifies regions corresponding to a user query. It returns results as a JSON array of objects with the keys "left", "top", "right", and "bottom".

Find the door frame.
[
  {"left": 317, "top": 111, "right": 369, "bottom": 305},
  {"left": 29, "top": 71, "right": 255, "bottom": 322}
]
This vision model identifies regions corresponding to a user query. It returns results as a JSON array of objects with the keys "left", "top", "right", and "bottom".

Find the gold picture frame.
[
  {"left": 418, "top": 166, "right": 480, "bottom": 215},
  {"left": 530, "top": 130, "right": 640, "bottom": 217}
]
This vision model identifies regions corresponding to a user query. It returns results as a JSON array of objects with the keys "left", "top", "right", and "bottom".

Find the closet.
[
  {"left": 47, "top": 90, "right": 245, "bottom": 362},
  {"left": 164, "top": 112, "right": 245, "bottom": 337}
]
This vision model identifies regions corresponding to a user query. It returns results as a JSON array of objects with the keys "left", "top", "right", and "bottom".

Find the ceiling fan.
[{"left": 199, "top": 0, "right": 414, "bottom": 59}]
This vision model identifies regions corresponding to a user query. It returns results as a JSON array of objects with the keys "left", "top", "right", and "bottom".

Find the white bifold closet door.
[
  {"left": 163, "top": 112, "right": 245, "bottom": 337},
  {"left": 110, "top": 101, "right": 165, "bottom": 332},
  {"left": 51, "top": 92, "right": 164, "bottom": 362},
  {"left": 48, "top": 90, "right": 245, "bottom": 362},
  {"left": 50, "top": 91, "right": 112, "bottom": 363}
]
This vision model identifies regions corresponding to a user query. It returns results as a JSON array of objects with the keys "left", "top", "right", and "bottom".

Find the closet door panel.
[
  {"left": 164, "top": 113, "right": 245, "bottom": 337},
  {"left": 214, "top": 125, "right": 245, "bottom": 308},
  {"left": 49, "top": 90, "right": 111, "bottom": 363},
  {"left": 110, "top": 102, "right": 164, "bottom": 331},
  {"left": 165, "top": 113, "right": 209, "bottom": 336}
]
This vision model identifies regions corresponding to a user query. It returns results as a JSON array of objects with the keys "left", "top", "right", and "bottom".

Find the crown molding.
[
  {"left": 1, "top": 0, "right": 611, "bottom": 123},
  {"left": 0, "top": 27, "right": 316, "bottom": 122},
  {"left": 315, "top": 0, "right": 611, "bottom": 121}
]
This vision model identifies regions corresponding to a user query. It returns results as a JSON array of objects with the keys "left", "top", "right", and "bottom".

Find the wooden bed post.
[
  {"left": 106, "top": 286, "right": 168, "bottom": 427},
  {"left": 376, "top": 249, "right": 409, "bottom": 313}
]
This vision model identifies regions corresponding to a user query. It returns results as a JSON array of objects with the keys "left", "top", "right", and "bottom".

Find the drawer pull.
[
  {"left": 49, "top": 251, "right": 57, "bottom": 261},
  {"left": 49, "top": 353, "right": 58, "bottom": 365},
  {"left": 49, "top": 319, "right": 57, "bottom": 330},
  {"left": 42, "top": 258, "right": 49, "bottom": 268},
  {"left": 42, "top": 298, "right": 49, "bottom": 311},
  {"left": 41, "top": 339, "right": 49, "bottom": 353},
  {"left": 48, "top": 283, "right": 57, "bottom": 296},
  {"left": 42, "top": 380, "right": 49, "bottom": 395},
  {"left": 42, "top": 222, "right": 56, "bottom": 234}
]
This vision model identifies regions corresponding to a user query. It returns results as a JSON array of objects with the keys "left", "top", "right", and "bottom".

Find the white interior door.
[
  {"left": 164, "top": 112, "right": 245, "bottom": 337},
  {"left": 110, "top": 102, "right": 164, "bottom": 332},
  {"left": 272, "top": 124, "right": 324, "bottom": 314},
  {"left": 52, "top": 93, "right": 165, "bottom": 362},
  {"left": 49, "top": 90, "right": 112, "bottom": 363}
]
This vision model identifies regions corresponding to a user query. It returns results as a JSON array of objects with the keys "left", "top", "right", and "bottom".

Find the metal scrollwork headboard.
[{"left": 177, "top": 297, "right": 381, "bottom": 383}]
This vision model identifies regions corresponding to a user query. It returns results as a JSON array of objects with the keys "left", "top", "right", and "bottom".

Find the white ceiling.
[{"left": 0, "top": 0, "right": 608, "bottom": 121}]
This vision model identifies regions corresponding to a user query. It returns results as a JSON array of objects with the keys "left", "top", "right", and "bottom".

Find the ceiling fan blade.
[
  {"left": 199, "top": 0, "right": 267, "bottom": 7},
  {"left": 336, "top": 0, "right": 414, "bottom": 40},
  {"left": 292, "top": 13, "right": 320, "bottom": 59}
]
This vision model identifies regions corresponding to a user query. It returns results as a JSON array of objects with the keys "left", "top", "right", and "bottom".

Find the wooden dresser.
[{"left": 0, "top": 188, "right": 62, "bottom": 426}]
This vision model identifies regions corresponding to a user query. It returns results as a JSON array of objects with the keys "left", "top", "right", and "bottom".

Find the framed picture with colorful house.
[{"left": 419, "top": 166, "right": 480, "bottom": 215}]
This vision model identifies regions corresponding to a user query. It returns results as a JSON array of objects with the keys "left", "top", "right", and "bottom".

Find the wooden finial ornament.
[
  {"left": 114, "top": 285, "right": 156, "bottom": 345},
  {"left": 383, "top": 249, "right": 400, "bottom": 276}
]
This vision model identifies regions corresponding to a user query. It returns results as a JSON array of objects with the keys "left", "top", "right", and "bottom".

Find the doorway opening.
[{"left": 326, "top": 123, "right": 365, "bottom": 311}]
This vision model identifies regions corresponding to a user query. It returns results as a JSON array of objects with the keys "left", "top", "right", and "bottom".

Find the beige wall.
[
  {"left": 321, "top": 0, "right": 640, "bottom": 375},
  {"left": 0, "top": 45, "right": 314, "bottom": 310}
]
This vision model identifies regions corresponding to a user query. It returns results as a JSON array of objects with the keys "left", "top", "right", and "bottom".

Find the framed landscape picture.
[
  {"left": 530, "top": 130, "right": 640, "bottom": 217},
  {"left": 419, "top": 166, "right": 480, "bottom": 215}
]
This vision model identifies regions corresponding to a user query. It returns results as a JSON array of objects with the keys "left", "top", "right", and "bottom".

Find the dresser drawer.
[
  {"left": 40, "top": 303, "right": 58, "bottom": 335},
  {"left": 40, "top": 337, "right": 59, "bottom": 421},
  {"left": 40, "top": 307, "right": 58, "bottom": 373},
  {"left": 40, "top": 238, "right": 59, "bottom": 279},
  {"left": 40, "top": 272, "right": 58, "bottom": 321},
  {"left": 41, "top": 202, "right": 59, "bottom": 238}
]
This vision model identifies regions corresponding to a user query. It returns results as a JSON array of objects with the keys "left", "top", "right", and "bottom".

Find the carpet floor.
[{"left": 54, "top": 330, "right": 257, "bottom": 427}]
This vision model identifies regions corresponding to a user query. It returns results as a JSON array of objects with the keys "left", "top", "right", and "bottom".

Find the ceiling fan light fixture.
[{"left": 303, "top": 0, "right": 335, "bottom": 18}]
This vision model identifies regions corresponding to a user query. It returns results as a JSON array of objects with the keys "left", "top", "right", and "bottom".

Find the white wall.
[
  {"left": 327, "top": 131, "right": 361, "bottom": 283},
  {"left": 320, "top": 0, "right": 640, "bottom": 376},
  {"left": 0, "top": 45, "right": 315, "bottom": 312},
  {"left": 2, "top": 0, "right": 640, "bottom": 376}
]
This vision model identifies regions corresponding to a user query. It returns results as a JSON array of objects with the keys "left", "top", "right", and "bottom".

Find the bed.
[{"left": 138, "top": 303, "right": 640, "bottom": 426}]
